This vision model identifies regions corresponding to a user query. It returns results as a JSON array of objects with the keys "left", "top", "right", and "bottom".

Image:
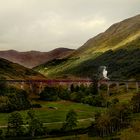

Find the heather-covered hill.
[{"left": 0, "top": 48, "right": 74, "bottom": 68}]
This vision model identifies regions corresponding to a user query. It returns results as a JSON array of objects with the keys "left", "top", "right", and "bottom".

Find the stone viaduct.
[{"left": 0, "top": 79, "right": 139, "bottom": 95}]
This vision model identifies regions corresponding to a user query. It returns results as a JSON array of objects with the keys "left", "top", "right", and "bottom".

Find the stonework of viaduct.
[{"left": 1, "top": 79, "right": 139, "bottom": 95}]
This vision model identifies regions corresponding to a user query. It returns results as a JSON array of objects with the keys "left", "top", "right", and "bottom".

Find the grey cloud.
[{"left": 0, "top": 0, "right": 140, "bottom": 51}]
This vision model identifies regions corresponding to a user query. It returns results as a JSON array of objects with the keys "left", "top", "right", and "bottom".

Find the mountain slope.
[
  {"left": 72, "top": 14, "right": 140, "bottom": 56},
  {"left": 0, "top": 58, "right": 45, "bottom": 80},
  {"left": 0, "top": 48, "right": 74, "bottom": 68},
  {"left": 34, "top": 14, "right": 140, "bottom": 80}
]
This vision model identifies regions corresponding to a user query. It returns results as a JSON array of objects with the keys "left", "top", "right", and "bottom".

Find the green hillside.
[
  {"left": 34, "top": 15, "right": 140, "bottom": 79},
  {"left": 72, "top": 14, "right": 140, "bottom": 56},
  {"left": 0, "top": 58, "right": 45, "bottom": 80}
]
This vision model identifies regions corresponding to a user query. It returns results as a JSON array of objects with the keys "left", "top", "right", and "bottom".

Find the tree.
[
  {"left": 58, "top": 87, "right": 70, "bottom": 100},
  {"left": 0, "top": 96, "right": 11, "bottom": 112},
  {"left": 111, "top": 98, "right": 119, "bottom": 105},
  {"left": 27, "top": 110, "right": 45, "bottom": 137},
  {"left": 62, "top": 109, "right": 78, "bottom": 131},
  {"left": 108, "top": 103, "right": 131, "bottom": 132},
  {"left": 81, "top": 95, "right": 94, "bottom": 105},
  {"left": 92, "top": 95, "right": 107, "bottom": 107},
  {"left": 0, "top": 129, "right": 3, "bottom": 139},
  {"left": 94, "top": 111, "right": 101, "bottom": 121},
  {"left": 90, "top": 75, "right": 99, "bottom": 95},
  {"left": 0, "top": 87, "right": 31, "bottom": 113},
  {"left": 96, "top": 114, "right": 111, "bottom": 137},
  {"left": 70, "top": 84, "right": 75, "bottom": 92},
  {"left": 131, "top": 93, "right": 140, "bottom": 113},
  {"left": 0, "top": 76, "right": 7, "bottom": 95},
  {"left": 8, "top": 90, "right": 31, "bottom": 111},
  {"left": 40, "top": 86, "right": 59, "bottom": 101},
  {"left": 7, "top": 112, "right": 24, "bottom": 137},
  {"left": 70, "top": 91, "right": 84, "bottom": 102}
]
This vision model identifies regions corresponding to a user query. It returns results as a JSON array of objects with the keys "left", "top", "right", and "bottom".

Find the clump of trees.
[
  {"left": 62, "top": 109, "right": 78, "bottom": 131},
  {"left": 0, "top": 89, "right": 31, "bottom": 113},
  {"left": 89, "top": 92, "right": 140, "bottom": 137},
  {"left": 2, "top": 109, "right": 78, "bottom": 138},
  {"left": 27, "top": 110, "right": 46, "bottom": 137},
  {"left": 5, "top": 110, "right": 46, "bottom": 138},
  {"left": 39, "top": 84, "right": 106, "bottom": 107},
  {"left": 131, "top": 93, "right": 140, "bottom": 113},
  {"left": 0, "top": 77, "right": 31, "bottom": 113},
  {"left": 90, "top": 103, "right": 131, "bottom": 137},
  {"left": 6, "top": 112, "right": 24, "bottom": 137},
  {"left": 40, "top": 86, "right": 61, "bottom": 101}
]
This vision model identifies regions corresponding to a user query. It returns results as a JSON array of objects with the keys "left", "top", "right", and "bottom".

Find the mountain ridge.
[
  {"left": 71, "top": 14, "right": 140, "bottom": 57},
  {"left": 0, "top": 48, "right": 74, "bottom": 68}
]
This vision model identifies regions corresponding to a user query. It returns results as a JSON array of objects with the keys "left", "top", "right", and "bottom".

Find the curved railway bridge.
[{"left": 0, "top": 79, "right": 139, "bottom": 95}]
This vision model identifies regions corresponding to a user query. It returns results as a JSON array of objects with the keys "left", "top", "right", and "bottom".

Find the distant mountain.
[
  {"left": 34, "top": 14, "right": 140, "bottom": 80},
  {"left": 0, "top": 48, "right": 74, "bottom": 68},
  {"left": 0, "top": 58, "right": 45, "bottom": 80}
]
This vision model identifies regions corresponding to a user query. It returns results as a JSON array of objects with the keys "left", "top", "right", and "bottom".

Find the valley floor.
[
  {"left": 0, "top": 101, "right": 104, "bottom": 129},
  {"left": 0, "top": 89, "right": 138, "bottom": 140}
]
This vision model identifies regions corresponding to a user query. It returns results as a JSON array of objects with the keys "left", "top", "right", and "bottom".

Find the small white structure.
[{"left": 103, "top": 66, "right": 109, "bottom": 80}]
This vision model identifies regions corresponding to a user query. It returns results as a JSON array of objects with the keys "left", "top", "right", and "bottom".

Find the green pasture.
[
  {"left": 0, "top": 89, "right": 136, "bottom": 127},
  {"left": 107, "top": 90, "right": 136, "bottom": 103},
  {"left": 0, "top": 101, "right": 104, "bottom": 127}
]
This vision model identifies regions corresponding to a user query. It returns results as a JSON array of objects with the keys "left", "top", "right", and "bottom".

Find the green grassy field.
[
  {"left": 107, "top": 90, "right": 136, "bottom": 103},
  {"left": 0, "top": 89, "right": 136, "bottom": 127},
  {"left": 0, "top": 101, "right": 104, "bottom": 127}
]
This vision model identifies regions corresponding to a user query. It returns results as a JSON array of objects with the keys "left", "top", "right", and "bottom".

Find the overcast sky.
[{"left": 0, "top": 0, "right": 140, "bottom": 52}]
